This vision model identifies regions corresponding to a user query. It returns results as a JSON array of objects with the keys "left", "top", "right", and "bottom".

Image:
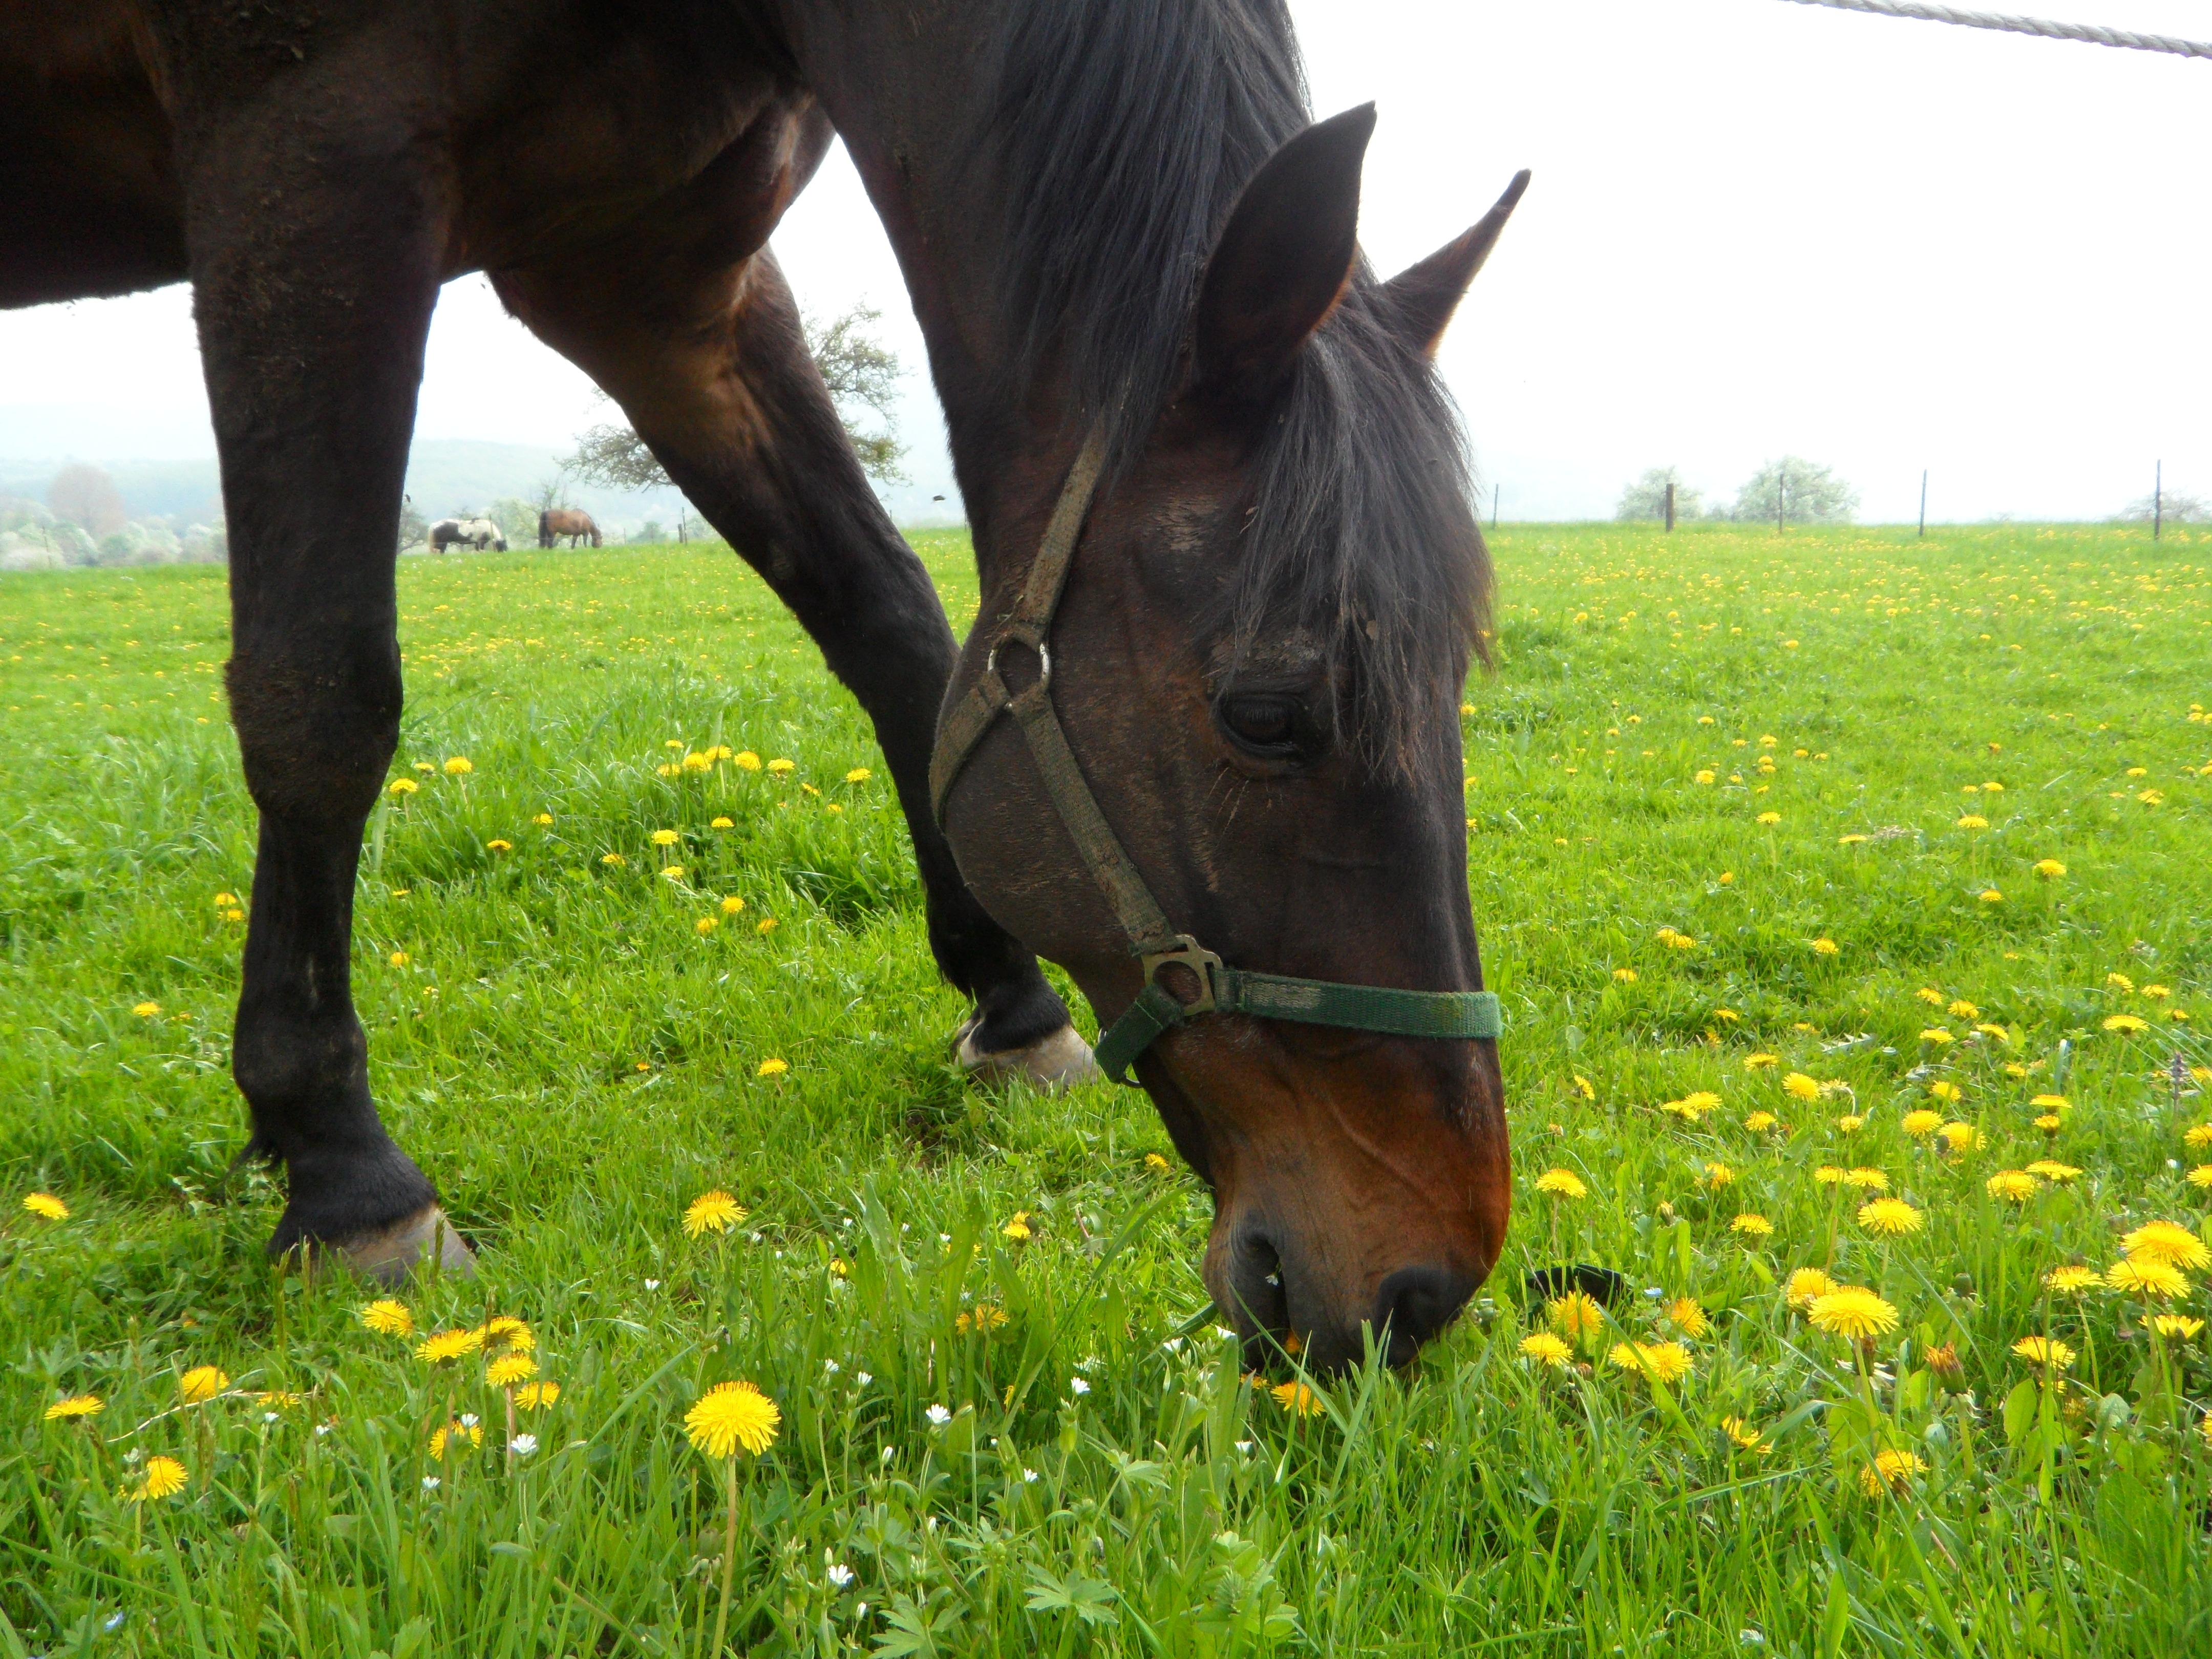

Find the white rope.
[{"left": 1776, "top": 0, "right": 2212, "bottom": 59}]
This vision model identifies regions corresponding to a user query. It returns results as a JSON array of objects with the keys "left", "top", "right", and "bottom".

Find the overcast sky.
[{"left": 2, "top": 0, "right": 2205, "bottom": 521}]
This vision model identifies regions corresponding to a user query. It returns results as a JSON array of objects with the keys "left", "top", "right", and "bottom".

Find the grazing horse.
[
  {"left": 7, "top": 0, "right": 1523, "bottom": 1368},
  {"left": 538, "top": 507, "right": 600, "bottom": 548},
  {"left": 428, "top": 516, "right": 504, "bottom": 553}
]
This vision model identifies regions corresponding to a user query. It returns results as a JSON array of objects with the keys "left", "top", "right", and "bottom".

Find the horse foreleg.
[
  {"left": 498, "top": 249, "right": 1095, "bottom": 1089},
  {"left": 184, "top": 85, "right": 472, "bottom": 1278}
]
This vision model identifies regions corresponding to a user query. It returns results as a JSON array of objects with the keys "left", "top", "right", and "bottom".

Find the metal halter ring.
[{"left": 985, "top": 636, "right": 1051, "bottom": 705}]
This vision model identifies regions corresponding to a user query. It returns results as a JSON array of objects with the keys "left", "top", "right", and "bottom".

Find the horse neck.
[{"left": 786, "top": 0, "right": 1083, "bottom": 582}]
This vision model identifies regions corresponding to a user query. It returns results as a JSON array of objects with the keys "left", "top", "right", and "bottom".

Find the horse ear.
[
  {"left": 1188, "top": 104, "right": 1376, "bottom": 407},
  {"left": 1377, "top": 170, "right": 1530, "bottom": 358}
]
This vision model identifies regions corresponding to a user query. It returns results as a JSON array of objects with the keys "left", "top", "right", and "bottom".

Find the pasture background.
[{"left": 2, "top": 523, "right": 2208, "bottom": 1656}]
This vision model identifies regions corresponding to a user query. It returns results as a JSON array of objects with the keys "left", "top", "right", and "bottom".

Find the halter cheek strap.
[{"left": 928, "top": 425, "right": 1502, "bottom": 1084}]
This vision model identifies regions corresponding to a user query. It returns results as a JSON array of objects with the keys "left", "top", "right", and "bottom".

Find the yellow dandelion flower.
[
  {"left": 516, "top": 1381, "right": 561, "bottom": 1410},
  {"left": 685, "top": 1379, "right": 781, "bottom": 1458},
  {"left": 756, "top": 917, "right": 778, "bottom": 933},
  {"left": 1001, "top": 1211, "right": 1032, "bottom": 1241},
  {"left": 2187, "top": 1165, "right": 2212, "bottom": 1190},
  {"left": 129, "top": 1456, "right": 188, "bottom": 1503},
  {"left": 684, "top": 1190, "right": 747, "bottom": 1237},
  {"left": 1938, "top": 1122, "right": 1980, "bottom": 1153},
  {"left": 1857, "top": 1198, "right": 1922, "bottom": 1236},
  {"left": 178, "top": 1366, "right": 229, "bottom": 1403},
  {"left": 1812, "top": 938, "right": 1840, "bottom": 956},
  {"left": 2044, "top": 1265, "right": 2101, "bottom": 1294},
  {"left": 1977, "top": 889, "right": 2004, "bottom": 905},
  {"left": 766, "top": 758, "right": 796, "bottom": 775},
  {"left": 1814, "top": 1165, "right": 1846, "bottom": 1186},
  {"left": 2186, "top": 1124, "right": 2212, "bottom": 1149},
  {"left": 1859, "top": 1450, "right": 1926, "bottom": 1496},
  {"left": 1916, "top": 988, "right": 1946, "bottom": 1006},
  {"left": 1572, "top": 1074, "right": 1597, "bottom": 1100},
  {"left": 534, "top": 813, "right": 554, "bottom": 825},
  {"left": 1272, "top": 1380, "right": 1326, "bottom": 1417},
  {"left": 1704, "top": 1162, "right": 1736, "bottom": 1188},
  {"left": 1901, "top": 1110, "right": 1943, "bottom": 1139},
  {"left": 1745, "top": 1054, "right": 1780, "bottom": 1070},
  {"left": 1666, "top": 1298, "right": 1709, "bottom": 1338},
  {"left": 844, "top": 767, "right": 871, "bottom": 783},
  {"left": 757, "top": 1057, "right": 788, "bottom": 1077},
  {"left": 1986, "top": 1169, "right": 2040, "bottom": 1203},
  {"left": 1144, "top": 1152, "right": 1172, "bottom": 1172},
  {"left": 1547, "top": 1291, "right": 1607, "bottom": 1342},
  {"left": 2103, "top": 1014, "right": 2149, "bottom": 1034},
  {"left": 732, "top": 750, "right": 763, "bottom": 771},
  {"left": 1956, "top": 815, "right": 1988, "bottom": 831},
  {"left": 486, "top": 1353, "right": 538, "bottom": 1388},
  {"left": 388, "top": 777, "right": 420, "bottom": 796},
  {"left": 2122, "top": 1221, "right": 2210, "bottom": 1271},
  {"left": 1612, "top": 967, "right": 1639, "bottom": 983},
  {"left": 1756, "top": 811, "right": 1781, "bottom": 826},
  {"left": 1839, "top": 833, "right": 1868, "bottom": 845},
  {"left": 415, "top": 1328, "right": 485, "bottom": 1364},
  {"left": 485, "top": 838, "right": 512, "bottom": 853},
  {"left": 428, "top": 1419, "right": 484, "bottom": 1459},
  {"left": 2012, "top": 1335, "right": 2075, "bottom": 1369},
  {"left": 2141, "top": 985, "right": 2170, "bottom": 1001},
  {"left": 1608, "top": 1341, "right": 1692, "bottom": 1385},
  {"left": 1722, "top": 1416, "right": 1768, "bottom": 1451},
  {"left": 2034, "top": 859, "right": 2065, "bottom": 879},
  {"left": 1843, "top": 1168, "right": 1889, "bottom": 1192},
  {"left": 1920, "top": 1029, "right": 1954, "bottom": 1046},
  {"left": 44, "top": 1394, "right": 103, "bottom": 1420},
  {"left": 720, "top": 895, "right": 746, "bottom": 914},
  {"left": 2023, "top": 1161, "right": 2080, "bottom": 1183},
  {"left": 1662, "top": 1092, "right": 1721, "bottom": 1121},
  {"left": 2149, "top": 1315, "right": 2203, "bottom": 1341},
  {"left": 1973, "top": 1023, "right": 2010, "bottom": 1043},
  {"left": 1695, "top": 770, "right": 1716, "bottom": 785},
  {"left": 2033, "top": 1094, "right": 2071, "bottom": 1112},
  {"left": 1744, "top": 1111, "right": 1777, "bottom": 1132},
  {"left": 1837, "top": 1114, "right": 1866, "bottom": 1133},
  {"left": 1786, "top": 1267, "right": 1838, "bottom": 1309},
  {"left": 2138, "top": 789, "right": 2164, "bottom": 805},
  {"left": 1731, "top": 1212, "right": 1774, "bottom": 1238},
  {"left": 2035, "top": 1114, "right": 2064, "bottom": 1132},
  {"left": 661, "top": 865, "right": 685, "bottom": 882},
  {"left": 1781, "top": 1072, "right": 1820, "bottom": 1102},
  {"left": 1945, "top": 1000, "right": 1979, "bottom": 1020},
  {"left": 601, "top": 852, "right": 626, "bottom": 866},
  {"left": 1665, "top": 932, "right": 1697, "bottom": 950},
  {"left": 650, "top": 829, "right": 680, "bottom": 847},
  {"left": 710, "top": 815, "right": 734, "bottom": 828},
  {"left": 22, "top": 1192, "right": 69, "bottom": 1221},
  {"left": 1926, "top": 1081, "right": 1962, "bottom": 1106},
  {"left": 443, "top": 757, "right": 473, "bottom": 776},
  {"left": 1809, "top": 1287, "right": 1900, "bottom": 1341},
  {"left": 1519, "top": 1332, "right": 1572, "bottom": 1369},
  {"left": 133, "top": 1001, "right": 161, "bottom": 1018},
  {"left": 359, "top": 1299, "right": 415, "bottom": 1337},
  {"left": 695, "top": 917, "right": 719, "bottom": 934},
  {"left": 2103, "top": 1258, "right": 2188, "bottom": 1299},
  {"left": 1534, "top": 1168, "right": 1587, "bottom": 1199}
]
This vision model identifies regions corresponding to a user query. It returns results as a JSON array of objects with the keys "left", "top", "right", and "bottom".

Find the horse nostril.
[{"left": 1374, "top": 1264, "right": 1475, "bottom": 1362}]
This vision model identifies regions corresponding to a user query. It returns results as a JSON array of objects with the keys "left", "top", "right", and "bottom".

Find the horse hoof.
[
  {"left": 955, "top": 1020, "right": 1102, "bottom": 1091},
  {"left": 334, "top": 1203, "right": 477, "bottom": 1286}
]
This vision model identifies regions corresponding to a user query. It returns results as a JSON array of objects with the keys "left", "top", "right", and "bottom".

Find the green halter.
[{"left": 929, "top": 427, "right": 1502, "bottom": 1084}]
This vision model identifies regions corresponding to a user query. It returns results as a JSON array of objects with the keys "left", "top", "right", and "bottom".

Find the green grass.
[{"left": 2, "top": 521, "right": 2209, "bottom": 1656}]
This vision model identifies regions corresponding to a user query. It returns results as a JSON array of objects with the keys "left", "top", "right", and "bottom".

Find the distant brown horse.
[
  {"left": 537, "top": 507, "right": 600, "bottom": 548},
  {"left": 8, "top": 0, "right": 1524, "bottom": 1369}
]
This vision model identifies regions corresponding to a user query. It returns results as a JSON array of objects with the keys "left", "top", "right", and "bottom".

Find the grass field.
[{"left": 3, "top": 521, "right": 2209, "bottom": 1657}]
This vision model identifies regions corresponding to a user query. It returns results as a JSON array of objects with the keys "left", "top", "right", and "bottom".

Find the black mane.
[{"left": 987, "top": 0, "right": 1490, "bottom": 767}]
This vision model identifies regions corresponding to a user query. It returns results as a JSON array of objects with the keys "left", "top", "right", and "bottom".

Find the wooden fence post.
[
  {"left": 1919, "top": 470, "right": 1927, "bottom": 538},
  {"left": 1664, "top": 481, "right": 1676, "bottom": 533}
]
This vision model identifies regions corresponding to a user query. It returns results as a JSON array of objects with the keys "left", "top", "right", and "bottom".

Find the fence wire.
[{"left": 1777, "top": 0, "right": 2212, "bottom": 59}]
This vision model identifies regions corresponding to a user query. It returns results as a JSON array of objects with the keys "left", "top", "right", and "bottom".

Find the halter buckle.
[{"left": 1140, "top": 935, "right": 1224, "bottom": 1016}]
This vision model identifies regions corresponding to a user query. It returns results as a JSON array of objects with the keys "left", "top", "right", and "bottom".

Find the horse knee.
[{"left": 226, "top": 642, "right": 401, "bottom": 822}]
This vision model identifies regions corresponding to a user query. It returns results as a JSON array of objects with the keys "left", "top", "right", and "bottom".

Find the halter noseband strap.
[{"left": 927, "top": 425, "right": 1503, "bottom": 1084}]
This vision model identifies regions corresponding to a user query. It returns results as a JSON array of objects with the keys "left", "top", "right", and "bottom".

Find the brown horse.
[
  {"left": 6, "top": 0, "right": 1524, "bottom": 1369},
  {"left": 537, "top": 506, "right": 600, "bottom": 548}
]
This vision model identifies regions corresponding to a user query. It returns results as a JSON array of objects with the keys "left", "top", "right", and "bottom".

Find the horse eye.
[{"left": 1217, "top": 694, "right": 1300, "bottom": 755}]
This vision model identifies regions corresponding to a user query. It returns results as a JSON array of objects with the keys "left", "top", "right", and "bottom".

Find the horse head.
[{"left": 939, "top": 108, "right": 1526, "bottom": 1372}]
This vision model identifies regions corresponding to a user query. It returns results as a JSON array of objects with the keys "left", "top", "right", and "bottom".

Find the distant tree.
[
  {"left": 561, "top": 302, "right": 907, "bottom": 493},
  {"left": 398, "top": 500, "right": 429, "bottom": 550},
  {"left": 48, "top": 463, "right": 128, "bottom": 540},
  {"left": 2116, "top": 490, "right": 2208, "bottom": 525},
  {"left": 1732, "top": 457, "right": 1858, "bottom": 526},
  {"left": 487, "top": 496, "right": 540, "bottom": 548},
  {"left": 1617, "top": 467, "right": 1702, "bottom": 523}
]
